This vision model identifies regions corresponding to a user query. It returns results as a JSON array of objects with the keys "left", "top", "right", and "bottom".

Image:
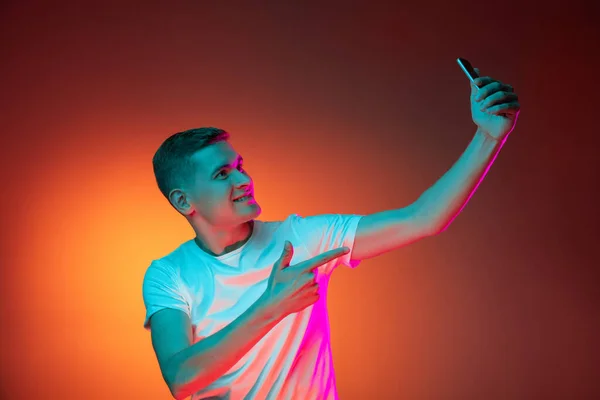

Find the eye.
[{"left": 216, "top": 169, "right": 228, "bottom": 178}]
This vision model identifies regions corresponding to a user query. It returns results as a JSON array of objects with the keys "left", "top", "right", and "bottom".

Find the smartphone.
[{"left": 457, "top": 58, "right": 479, "bottom": 89}]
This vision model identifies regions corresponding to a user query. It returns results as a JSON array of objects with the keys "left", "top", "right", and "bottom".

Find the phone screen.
[{"left": 457, "top": 58, "right": 479, "bottom": 84}]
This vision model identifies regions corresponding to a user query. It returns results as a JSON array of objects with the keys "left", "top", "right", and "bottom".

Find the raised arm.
[{"left": 352, "top": 72, "right": 520, "bottom": 261}]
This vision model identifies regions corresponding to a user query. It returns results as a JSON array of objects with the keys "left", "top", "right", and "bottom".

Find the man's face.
[{"left": 182, "top": 141, "right": 261, "bottom": 227}]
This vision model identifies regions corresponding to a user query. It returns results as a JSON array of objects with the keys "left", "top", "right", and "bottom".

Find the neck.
[{"left": 192, "top": 220, "right": 254, "bottom": 257}]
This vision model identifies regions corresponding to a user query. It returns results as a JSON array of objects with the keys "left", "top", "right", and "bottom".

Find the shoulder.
[
  {"left": 142, "top": 258, "right": 180, "bottom": 289},
  {"left": 142, "top": 240, "right": 196, "bottom": 287},
  {"left": 146, "top": 238, "right": 209, "bottom": 276}
]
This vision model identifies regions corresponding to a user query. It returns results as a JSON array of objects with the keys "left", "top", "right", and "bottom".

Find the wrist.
[
  {"left": 252, "top": 295, "right": 284, "bottom": 327},
  {"left": 475, "top": 127, "right": 506, "bottom": 147},
  {"left": 476, "top": 127, "right": 497, "bottom": 141}
]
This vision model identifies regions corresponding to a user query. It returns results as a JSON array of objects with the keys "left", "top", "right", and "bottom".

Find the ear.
[{"left": 169, "top": 189, "right": 194, "bottom": 216}]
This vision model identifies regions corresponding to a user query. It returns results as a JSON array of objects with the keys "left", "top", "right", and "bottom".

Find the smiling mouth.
[{"left": 233, "top": 194, "right": 253, "bottom": 203}]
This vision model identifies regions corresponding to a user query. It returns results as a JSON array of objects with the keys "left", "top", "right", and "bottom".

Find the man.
[{"left": 142, "top": 69, "right": 520, "bottom": 399}]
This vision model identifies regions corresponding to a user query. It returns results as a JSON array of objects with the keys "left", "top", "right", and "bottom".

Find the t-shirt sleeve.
[
  {"left": 142, "top": 260, "right": 191, "bottom": 330},
  {"left": 290, "top": 213, "right": 364, "bottom": 273}
]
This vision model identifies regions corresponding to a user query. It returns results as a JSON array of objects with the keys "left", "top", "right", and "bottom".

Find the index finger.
[
  {"left": 291, "top": 247, "right": 351, "bottom": 274},
  {"left": 473, "top": 76, "right": 495, "bottom": 89}
]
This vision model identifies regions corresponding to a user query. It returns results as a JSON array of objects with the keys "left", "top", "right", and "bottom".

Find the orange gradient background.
[{"left": 1, "top": 2, "right": 599, "bottom": 399}]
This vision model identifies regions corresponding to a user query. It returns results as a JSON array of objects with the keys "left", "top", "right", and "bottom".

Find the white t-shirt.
[{"left": 142, "top": 213, "right": 363, "bottom": 400}]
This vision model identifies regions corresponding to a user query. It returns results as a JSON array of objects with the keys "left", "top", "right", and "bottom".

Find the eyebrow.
[{"left": 210, "top": 155, "right": 243, "bottom": 177}]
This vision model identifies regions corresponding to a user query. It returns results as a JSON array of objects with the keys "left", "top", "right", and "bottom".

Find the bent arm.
[{"left": 153, "top": 299, "right": 281, "bottom": 399}]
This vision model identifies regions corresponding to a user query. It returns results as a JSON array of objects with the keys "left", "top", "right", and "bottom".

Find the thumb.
[{"left": 276, "top": 240, "right": 294, "bottom": 270}]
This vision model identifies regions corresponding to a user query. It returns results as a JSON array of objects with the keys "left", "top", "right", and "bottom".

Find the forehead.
[{"left": 190, "top": 141, "right": 240, "bottom": 174}]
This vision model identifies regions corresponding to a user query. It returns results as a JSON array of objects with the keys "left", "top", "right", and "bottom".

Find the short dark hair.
[{"left": 152, "top": 127, "right": 230, "bottom": 199}]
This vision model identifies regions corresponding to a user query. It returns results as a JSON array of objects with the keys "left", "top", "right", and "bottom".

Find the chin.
[
  {"left": 246, "top": 203, "right": 262, "bottom": 220},
  {"left": 234, "top": 203, "right": 261, "bottom": 223}
]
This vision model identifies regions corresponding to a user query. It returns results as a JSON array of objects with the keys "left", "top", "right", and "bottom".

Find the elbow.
[
  {"left": 165, "top": 364, "right": 209, "bottom": 400},
  {"left": 171, "top": 381, "right": 208, "bottom": 400},
  {"left": 169, "top": 389, "right": 183, "bottom": 400},
  {"left": 428, "top": 219, "right": 451, "bottom": 236},
  {"left": 166, "top": 376, "right": 183, "bottom": 400},
  {"left": 411, "top": 199, "right": 444, "bottom": 237},
  {"left": 415, "top": 216, "right": 446, "bottom": 238},
  {"left": 432, "top": 211, "right": 462, "bottom": 235},
  {"left": 168, "top": 380, "right": 191, "bottom": 400},
  {"left": 167, "top": 375, "right": 196, "bottom": 400},
  {"left": 164, "top": 361, "right": 192, "bottom": 400},
  {"left": 171, "top": 390, "right": 188, "bottom": 400},
  {"left": 418, "top": 208, "right": 453, "bottom": 236}
]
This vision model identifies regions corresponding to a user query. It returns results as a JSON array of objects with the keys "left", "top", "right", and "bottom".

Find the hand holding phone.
[{"left": 457, "top": 57, "right": 519, "bottom": 123}]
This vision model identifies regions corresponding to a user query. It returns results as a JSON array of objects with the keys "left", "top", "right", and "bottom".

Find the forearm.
[
  {"left": 167, "top": 298, "right": 281, "bottom": 399},
  {"left": 416, "top": 128, "right": 505, "bottom": 234}
]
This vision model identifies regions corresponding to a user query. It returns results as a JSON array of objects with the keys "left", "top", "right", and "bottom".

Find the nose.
[{"left": 232, "top": 169, "right": 252, "bottom": 188}]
